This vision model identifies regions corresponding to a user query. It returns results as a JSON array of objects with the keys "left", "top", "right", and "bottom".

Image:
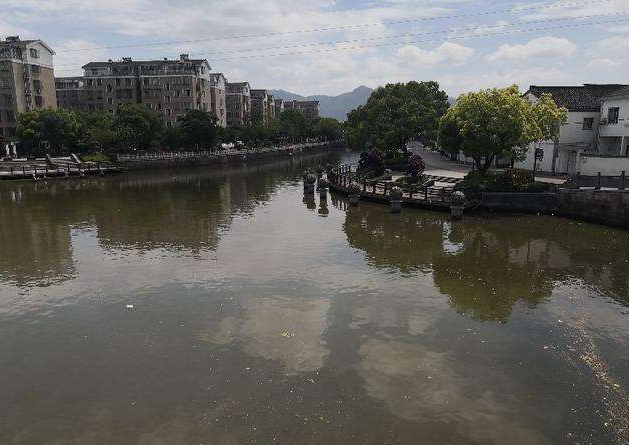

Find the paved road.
[
  {"left": 408, "top": 142, "right": 470, "bottom": 179},
  {"left": 409, "top": 142, "right": 567, "bottom": 185}
]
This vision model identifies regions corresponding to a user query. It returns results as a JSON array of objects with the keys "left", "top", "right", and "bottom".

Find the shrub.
[
  {"left": 406, "top": 154, "right": 426, "bottom": 177},
  {"left": 358, "top": 149, "right": 385, "bottom": 175}
]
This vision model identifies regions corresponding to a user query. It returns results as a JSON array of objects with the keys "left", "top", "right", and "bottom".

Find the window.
[
  {"left": 125, "top": 78, "right": 132, "bottom": 86},
  {"left": 34, "top": 95, "right": 43, "bottom": 107},
  {"left": 108, "top": 109, "right": 114, "bottom": 115},
  {"left": 3, "top": 94, "right": 13, "bottom": 106},
  {"left": 608, "top": 107, "right": 620, "bottom": 124},
  {"left": 115, "top": 78, "right": 121, "bottom": 86},
  {"left": 165, "top": 108, "right": 171, "bottom": 116},
  {"left": 143, "top": 78, "right": 149, "bottom": 86},
  {"left": 97, "top": 79, "right": 102, "bottom": 86},
  {"left": 165, "top": 83, "right": 170, "bottom": 91},
  {"left": 166, "top": 121, "right": 172, "bottom": 127},
  {"left": 86, "top": 79, "right": 93, "bottom": 87},
  {"left": 165, "top": 96, "right": 171, "bottom": 103},
  {"left": 107, "top": 97, "right": 113, "bottom": 105},
  {"left": 29, "top": 48, "right": 39, "bottom": 58},
  {"left": 146, "top": 103, "right": 152, "bottom": 110},
  {"left": 582, "top": 117, "right": 594, "bottom": 130},
  {"left": 186, "top": 89, "right": 191, "bottom": 97},
  {"left": 5, "top": 110, "right": 15, "bottom": 122},
  {"left": 106, "top": 84, "right": 112, "bottom": 92},
  {"left": 175, "top": 90, "right": 180, "bottom": 97},
  {"left": 31, "top": 65, "right": 40, "bottom": 74}
]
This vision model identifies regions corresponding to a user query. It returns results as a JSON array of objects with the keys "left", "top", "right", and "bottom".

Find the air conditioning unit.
[{"left": 600, "top": 118, "right": 608, "bottom": 125}]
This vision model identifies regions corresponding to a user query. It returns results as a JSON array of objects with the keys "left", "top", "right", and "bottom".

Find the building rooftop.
[
  {"left": 527, "top": 84, "right": 629, "bottom": 112},
  {"left": 83, "top": 55, "right": 209, "bottom": 70}
]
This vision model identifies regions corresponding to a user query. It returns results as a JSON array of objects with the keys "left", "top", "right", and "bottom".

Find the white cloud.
[
  {"left": 596, "top": 35, "right": 629, "bottom": 54},
  {"left": 485, "top": 36, "right": 577, "bottom": 62},
  {"left": 397, "top": 42, "right": 475, "bottom": 66},
  {"left": 586, "top": 58, "right": 621, "bottom": 69}
]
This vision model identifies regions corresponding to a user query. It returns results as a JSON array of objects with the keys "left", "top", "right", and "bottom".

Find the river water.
[{"left": 0, "top": 152, "right": 628, "bottom": 445}]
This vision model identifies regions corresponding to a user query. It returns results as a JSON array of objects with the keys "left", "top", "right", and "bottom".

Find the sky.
[{"left": 1, "top": 0, "right": 629, "bottom": 97}]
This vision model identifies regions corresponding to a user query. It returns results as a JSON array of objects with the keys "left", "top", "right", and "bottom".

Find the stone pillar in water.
[
  {"left": 304, "top": 174, "right": 317, "bottom": 195},
  {"left": 450, "top": 191, "right": 466, "bottom": 220},
  {"left": 317, "top": 178, "right": 329, "bottom": 198},
  {"left": 389, "top": 186, "right": 403, "bottom": 213}
]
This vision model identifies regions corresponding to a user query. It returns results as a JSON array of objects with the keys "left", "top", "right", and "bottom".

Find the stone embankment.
[
  {"left": 477, "top": 190, "right": 629, "bottom": 229},
  {"left": 117, "top": 142, "right": 335, "bottom": 170}
]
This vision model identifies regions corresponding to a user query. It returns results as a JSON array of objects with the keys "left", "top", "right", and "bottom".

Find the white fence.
[{"left": 116, "top": 142, "right": 328, "bottom": 162}]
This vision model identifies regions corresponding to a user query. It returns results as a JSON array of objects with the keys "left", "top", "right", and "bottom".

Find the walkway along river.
[{"left": 0, "top": 152, "right": 627, "bottom": 445}]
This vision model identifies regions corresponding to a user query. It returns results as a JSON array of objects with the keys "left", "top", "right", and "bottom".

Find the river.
[{"left": 0, "top": 152, "right": 627, "bottom": 445}]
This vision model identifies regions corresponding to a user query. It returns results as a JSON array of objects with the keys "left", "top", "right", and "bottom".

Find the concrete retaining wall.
[
  {"left": 479, "top": 190, "right": 629, "bottom": 229},
  {"left": 480, "top": 192, "right": 558, "bottom": 213}
]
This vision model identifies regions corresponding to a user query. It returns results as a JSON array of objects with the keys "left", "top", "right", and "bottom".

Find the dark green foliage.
[
  {"left": 346, "top": 81, "right": 449, "bottom": 155},
  {"left": 358, "top": 149, "right": 385, "bottom": 176},
  {"left": 406, "top": 154, "right": 426, "bottom": 177},
  {"left": 455, "top": 170, "right": 551, "bottom": 193},
  {"left": 17, "top": 106, "right": 342, "bottom": 156},
  {"left": 178, "top": 110, "right": 219, "bottom": 149}
]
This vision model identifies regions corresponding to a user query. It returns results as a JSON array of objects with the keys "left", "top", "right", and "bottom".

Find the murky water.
[{"left": 0, "top": 152, "right": 628, "bottom": 445}]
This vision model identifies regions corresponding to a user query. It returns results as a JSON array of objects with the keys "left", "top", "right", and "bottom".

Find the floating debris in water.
[
  {"left": 281, "top": 331, "right": 295, "bottom": 338},
  {"left": 126, "top": 304, "right": 134, "bottom": 309}
]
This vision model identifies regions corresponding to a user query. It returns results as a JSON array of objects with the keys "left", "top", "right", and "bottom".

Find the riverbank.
[
  {"left": 329, "top": 163, "right": 629, "bottom": 229},
  {"left": 116, "top": 142, "right": 337, "bottom": 170}
]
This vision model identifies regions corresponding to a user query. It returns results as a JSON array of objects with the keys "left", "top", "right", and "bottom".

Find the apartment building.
[
  {"left": 210, "top": 73, "right": 227, "bottom": 127},
  {"left": 76, "top": 55, "right": 212, "bottom": 127},
  {"left": 274, "top": 98, "right": 284, "bottom": 119},
  {"left": 267, "top": 94, "right": 276, "bottom": 121},
  {"left": 55, "top": 77, "right": 87, "bottom": 111},
  {"left": 283, "top": 100, "right": 320, "bottom": 121},
  {"left": 250, "top": 89, "right": 269, "bottom": 124},
  {"left": 226, "top": 82, "right": 251, "bottom": 126},
  {"left": 0, "top": 36, "right": 57, "bottom": 144}
]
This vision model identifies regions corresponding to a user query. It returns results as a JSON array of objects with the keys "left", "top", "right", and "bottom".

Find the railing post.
[
  {"left": 441, "top": 188, "right": 446, "bottom": 202},
  {"left": 424, "top": 187, "right": 428, "bottom": 201},
  {"left": 595, "top": 172, "right": 602, "bottom": 190},
  {"left": 620, "top": 171, "right": 626, "bottom": 190},
  {"left": 10, "top": 166, "right": 13, "bottom": 175},
  {"left": 362, "top": 180, "right": 367, "bottom": 193},
  {"left": 384, "top": 182, "right": 388, "bottom": 196},
  {"left": 22, "top": 166, "right": 26, "bottom": 175},
  {"left": 575, "top": 172, "right": 581, "bottom": 189}
]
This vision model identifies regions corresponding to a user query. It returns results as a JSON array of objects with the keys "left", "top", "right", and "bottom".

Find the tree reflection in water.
[{"left": 339, "top": 198, "right": 629, "bottom": 322}]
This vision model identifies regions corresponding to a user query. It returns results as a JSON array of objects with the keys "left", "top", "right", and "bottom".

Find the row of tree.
[
  {"left": 345, "top": 81, "right": 567, "bottom": 175},
  {"left": 16, "top": 104, "right": 343, "bottom": 157}
]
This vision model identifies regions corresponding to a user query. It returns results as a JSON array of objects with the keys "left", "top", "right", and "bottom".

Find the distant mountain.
[{"left": 270, "top": 86, "right": 373, "bottom": 122}]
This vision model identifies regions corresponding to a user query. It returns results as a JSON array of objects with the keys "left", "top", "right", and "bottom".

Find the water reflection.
[
  {"left": 0, "top": 152, "right": 627, "bottom": 445},
  {"left": 341, "top": 201, "right": 629, "bottom": 321}
]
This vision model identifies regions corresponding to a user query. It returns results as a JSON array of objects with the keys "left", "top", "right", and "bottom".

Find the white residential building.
[{"left": 516, "top": 84, "right": 628, "bottom": 175}]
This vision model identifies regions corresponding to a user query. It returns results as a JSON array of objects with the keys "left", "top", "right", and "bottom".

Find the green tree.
[
  {"left": 113, "top": 103, "right": 164, "bottom": 152},
  {"left": 178, "top": 110, "right": 219, "bottom": 150},
  {"left": 313, "top": 117, "right": 343, "bottom": 141},
  {"left": 17, "top": 108, "right": 81, "bottom": 155},
  {"left": 279, "top": 109, "right": 311, "bottom": 142},
  {"left": 438, "top": 85, "right": 566, "bottom": 174},
  {"left": 76, "top": 111, "right": 117, "bottom": 153},
  {"left": 345, "top": 81, "right": 449, "bottom": 154}
]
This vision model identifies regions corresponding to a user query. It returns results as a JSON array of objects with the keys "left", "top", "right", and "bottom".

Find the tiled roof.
[{"left": 527, "top": 84, "right": 629, "bottom": 111}]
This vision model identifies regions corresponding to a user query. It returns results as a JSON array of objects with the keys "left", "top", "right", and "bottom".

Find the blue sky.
[{"left": 2, "top": 0, "right": 629, "bottom": 96}]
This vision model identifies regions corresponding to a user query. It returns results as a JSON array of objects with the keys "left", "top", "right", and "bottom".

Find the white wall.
[
  {"left": 515, "top": 142, "right": 555, "bottom": 172},
  {"left": 599, "top": 97, "right": 629, "bottom": 138},
  {"left": 24, "top": 41, "right": 54, "bottom": 69},
  {"left": 580, "top": 155, "right": 629, "bottom": 176}
]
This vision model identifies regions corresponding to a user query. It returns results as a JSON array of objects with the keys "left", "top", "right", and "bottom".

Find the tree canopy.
[
  {"left": 345, "top": 81, "right": 449, "bottom": 154},
  {"left": 16, "top": 106, "right": 342, "bottom": 156},
  {"left": 438, "top": 85, "right": 567, "bottom": 173}
]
